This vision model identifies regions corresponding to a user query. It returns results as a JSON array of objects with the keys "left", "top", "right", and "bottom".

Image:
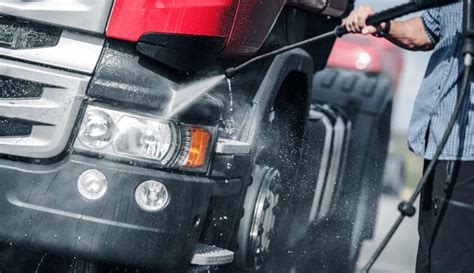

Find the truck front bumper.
[{"left": 0, "top": 155, "right": 212, "bottom": 272}]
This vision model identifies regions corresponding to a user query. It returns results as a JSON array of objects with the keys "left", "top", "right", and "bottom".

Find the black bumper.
[{"left": 0, "top": 155, "right": 213, "bottom": 271}]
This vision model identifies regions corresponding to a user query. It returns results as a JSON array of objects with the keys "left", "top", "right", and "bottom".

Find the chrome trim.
[
  {"left": 216, "top": 138, "right": 251, "bottom": 154},
  {"left": 0, "top": 0, "right": 114, "bottom": 34},
  {"left": 308, "top": 110, "right": 334, "bottom": 223},
  {"left": 318, "top": 115, "right": 346, "bottom": 220},
  {"left": 0, "top": 30, "right": 104, "bottom": 74},
  {"left": 0, "top": 59, "right": 88, "bottom": 158},
  {"left": 191, "top": 243, "right": 234, "bottom": 266}
]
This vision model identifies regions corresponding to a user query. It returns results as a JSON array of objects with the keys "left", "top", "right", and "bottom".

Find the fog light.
[
  {"left": 77, "top": 169, "right": 108, "bottom": 201},
  {"left": 78, "top": 110, "right": 115, "bottom": 148},
  {"left": 135, "top": 180, "right": 169, "bottom": 212}
]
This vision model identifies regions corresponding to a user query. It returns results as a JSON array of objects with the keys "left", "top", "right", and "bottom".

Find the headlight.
[
  {"left": 115, "top": 115, "right": 176, "bottom": 164},
  {"left": 78, "top": 110, "right": 115, "bottom": 149},
  {"left": 74, "top": 105, "right": 213, "bottom": 170}
]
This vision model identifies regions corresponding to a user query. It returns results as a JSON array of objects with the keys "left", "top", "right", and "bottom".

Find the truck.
[
  {"left": 324, "top": 34, "right": 405, "bottom": 197},
  {"left": 0, "top": 1, "right": 395, "bottom": 273}
]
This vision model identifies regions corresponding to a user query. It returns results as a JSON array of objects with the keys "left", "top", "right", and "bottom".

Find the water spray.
[
  {"left": 169, "top": 0, "right": 429, "bottom": 118},
  {"left": 164, "top": 75, "right": 226, "bottom": 119}
]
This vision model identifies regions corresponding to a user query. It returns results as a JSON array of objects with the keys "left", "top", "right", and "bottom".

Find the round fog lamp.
[
  {"left": 77, "top": 169, "right": 108, "bottom": 201},
  {"left": 79, "top": 110, "right": 115, "bottom": 149},
  {"left": 135, "top": 180, "right": 169, "bottom": 212}
]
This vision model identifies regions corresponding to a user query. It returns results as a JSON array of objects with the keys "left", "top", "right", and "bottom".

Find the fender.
[{"left": 240, "top": 48, "right": 314, "bottom": 145}]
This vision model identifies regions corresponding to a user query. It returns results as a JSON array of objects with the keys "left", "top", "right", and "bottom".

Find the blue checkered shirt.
[{"left": 408, "top": 0, "right": 474, "bottom": 160}]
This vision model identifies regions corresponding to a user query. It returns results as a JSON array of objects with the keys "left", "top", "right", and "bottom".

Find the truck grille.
[
  {"left": 0, "top": 118, "right": 32, "bottom": 137},
  {"left": 0, "top": 58, "right": 89, "bottom": 159},
  {"left": 0, "top": 16, "right": 61, "bottom": 50},
  {"left": 0, "top": 75, "right": 49, "bottom": 99},
  {"left": 0, "top": 20, "right": 104, "bottom": 74}
]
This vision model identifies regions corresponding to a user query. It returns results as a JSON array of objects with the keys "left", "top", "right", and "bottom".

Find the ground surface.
[{"left": 357, "top": 193, "right": 419, "bottom": 273}]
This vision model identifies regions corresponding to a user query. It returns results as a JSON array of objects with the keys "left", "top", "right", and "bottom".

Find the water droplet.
[
  {"left": 226, "top": 78, "right": 234, "bottom": 113},
  {"left": 223, "top": 116, "right": 237, "bottom": 137}
]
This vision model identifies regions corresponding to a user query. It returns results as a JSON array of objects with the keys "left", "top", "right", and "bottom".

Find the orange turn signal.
[{"left": 185, "top": 128, "right": 211, "bottom": 168}]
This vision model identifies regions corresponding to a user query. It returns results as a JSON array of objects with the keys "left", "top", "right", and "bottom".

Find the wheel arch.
[{"left": 239, "top": 48, "right": 314, "bottom": 146}]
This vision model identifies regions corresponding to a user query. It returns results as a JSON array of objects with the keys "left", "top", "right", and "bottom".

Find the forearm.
[{"left": 384, "top": 17, "right": 434, "bottom": 51}]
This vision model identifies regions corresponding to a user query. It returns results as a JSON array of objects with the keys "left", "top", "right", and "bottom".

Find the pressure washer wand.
[
  {"left": 224, "top": 1, "right": 429, "bottom": 78},
  {"left": 225, "top": 29, "right": 343, "bottom": 78}
]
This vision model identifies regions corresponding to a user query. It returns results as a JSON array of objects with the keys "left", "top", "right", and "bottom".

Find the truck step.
[{"left": 191, "top": 243, "right": 234, "bottom": 266}]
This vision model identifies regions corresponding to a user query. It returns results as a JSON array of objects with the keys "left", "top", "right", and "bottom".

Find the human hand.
[{"left": 343, "top": 6, "right": 387, "bottom": 35}]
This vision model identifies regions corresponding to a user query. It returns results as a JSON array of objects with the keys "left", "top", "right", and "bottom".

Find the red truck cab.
[{"left": 328, "top": 35, "right": 404, "bottom": 88}]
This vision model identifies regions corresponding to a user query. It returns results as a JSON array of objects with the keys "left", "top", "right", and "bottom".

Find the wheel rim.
[{"left": 248, "top": 168, "right": 281, "bottom": 270}]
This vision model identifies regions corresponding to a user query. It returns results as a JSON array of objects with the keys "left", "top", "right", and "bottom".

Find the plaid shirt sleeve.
[{"left": 421, "top": 8, "right": 441, "bottom": 45}]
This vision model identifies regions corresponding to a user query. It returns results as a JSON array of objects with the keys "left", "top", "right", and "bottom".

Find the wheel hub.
[{"left": 248, "top": 167, "right": 281, "bottom": 270}]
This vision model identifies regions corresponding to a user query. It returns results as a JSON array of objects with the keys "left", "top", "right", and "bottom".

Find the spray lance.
[
  {"left": 168, "top": 0, "right": 455, "bottom": 118},
  {"left": 225, "top": 0, "right": 456, "bottom": 78},
  {"left": 225, "top": 0, "right": 473, "bottom": 272}
]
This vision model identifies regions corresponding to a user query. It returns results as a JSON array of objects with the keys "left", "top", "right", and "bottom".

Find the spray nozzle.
[{"left": 225, "top": 67, "right": 237, "bottom": 79}]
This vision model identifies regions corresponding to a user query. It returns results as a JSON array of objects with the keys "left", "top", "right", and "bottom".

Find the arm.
[{"left": 344, "top": 6, "right": 435, "bottom": 51}]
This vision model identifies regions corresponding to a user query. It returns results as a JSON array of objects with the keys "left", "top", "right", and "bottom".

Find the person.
[{"left": 343, "top": 1, "right": 474, "bottom": 273}]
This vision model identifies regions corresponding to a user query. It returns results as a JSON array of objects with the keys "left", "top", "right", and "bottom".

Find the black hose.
[
  {"left": 225, "top": 30, "right": 337, "bottom": 78},
  {"left": 361, "top": 53, "right": 473, "bottom": 273}
]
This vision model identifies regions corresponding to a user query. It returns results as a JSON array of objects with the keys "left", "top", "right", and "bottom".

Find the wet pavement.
[{"left": 357, "top": 194, "right": 419, "bottom": 273}]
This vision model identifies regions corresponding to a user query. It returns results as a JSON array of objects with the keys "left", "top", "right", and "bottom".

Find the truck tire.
[
  {"left": 306, "top": 67, "right": 393, "bottom": 273},
  {"left": 227, "top": 67, "right": 316, "bottom": 273}
]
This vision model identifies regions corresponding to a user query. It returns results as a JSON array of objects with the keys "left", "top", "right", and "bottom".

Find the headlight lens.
[
  {"left": 78, "top": 110, "right": 115, "bottom": 149},
  {"left": 115, "top": 115, "right": 175, "bottom": 164},
  {"left": 75, "top": 105, "right": 212, "bottom": 170}
]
